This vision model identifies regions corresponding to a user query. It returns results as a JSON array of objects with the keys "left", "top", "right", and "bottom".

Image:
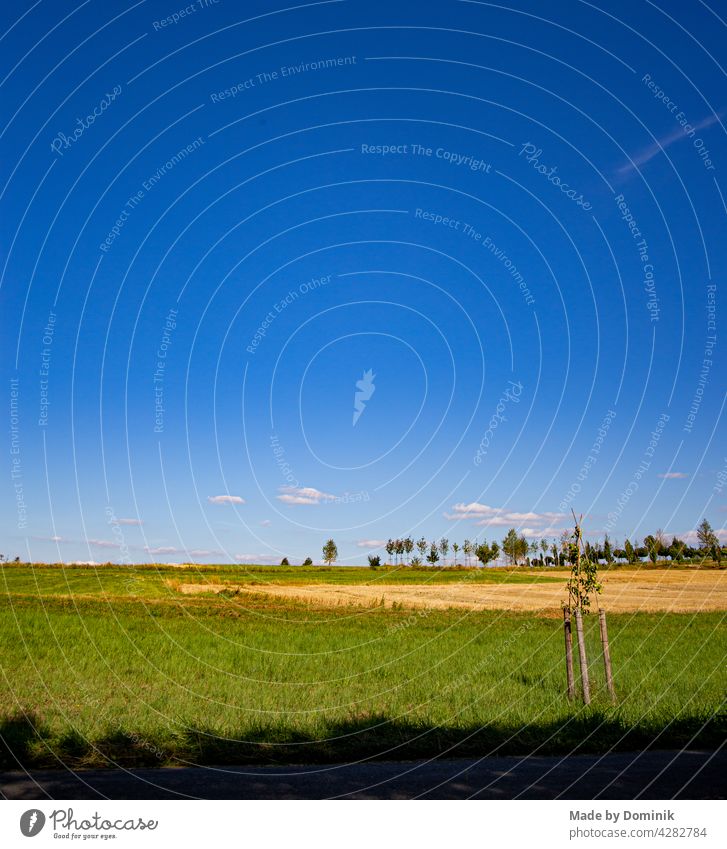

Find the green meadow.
[{"left": 0, "top": 564, "right": 724, "bottom": 769}]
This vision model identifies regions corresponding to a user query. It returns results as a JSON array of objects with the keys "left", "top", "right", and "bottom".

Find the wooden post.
[
  {"left": 563, "top": 607, "right": 575, "bottom": 700},
  {"left": 574, "top": 607, "right": 591, "bottom": 705},
  {"left": 599, "top": 608, "right": 615, "bottom": 702}
]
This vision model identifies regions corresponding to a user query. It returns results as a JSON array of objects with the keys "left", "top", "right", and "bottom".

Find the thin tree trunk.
[
  {"left": 574, "top": 608, "right": 591, "bottom": 704},
  {"left": 599, "top": 608, "right": 616, "bottom": 702},
  {"left": 563, "top": 607, "right": 575, "bottom": 700}
]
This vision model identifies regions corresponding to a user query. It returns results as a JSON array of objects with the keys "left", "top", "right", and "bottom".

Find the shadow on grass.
[{"left": 1, "top": 710, "right": 724, "bottom": 770}]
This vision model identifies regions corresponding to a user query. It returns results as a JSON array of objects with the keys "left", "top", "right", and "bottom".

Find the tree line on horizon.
[{"left": 312, "top": 519, "right": 723, "bottom": 569}]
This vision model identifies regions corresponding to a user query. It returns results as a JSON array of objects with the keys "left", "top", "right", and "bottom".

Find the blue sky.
[{"left": 1, "top": 0, "right": 725, "bottom": 565}]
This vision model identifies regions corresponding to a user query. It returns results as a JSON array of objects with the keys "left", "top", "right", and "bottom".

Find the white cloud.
[
  {"left": 445, "top": 502, "right": 496, "bottom": 518},
  {"left": 207, "top": 495, "right": 245, "bottom": 505},
  {"left": 356, "top": 539, "right": 387, "bottom": 548},
  {"left": 277, "top": 486, "right": 335, "bottom": 505},
  {"left": 116, "top": 518, "right": 144, "bottom": 525},
  {"left": 87, "top": 539, "right": 121, "bottom": 549},
  {"left": 536, "top": 527, "right": 569, "bottom": 538},
  {"left": 143, "top": 546, "right": 222, "bottom": 557},
  {"left": 446, "top": 502, "right": 565, "bottom": 528},
  {"left": 658, "top": 472, "right": 689, "bottom": 479},
  {"left": 518, "top": 528, "right": 543, "bottom": 538},
  {"left": 234, "top": 553, "right": 280, "bottom": 564},
  {"left": 259, "top": 519, "right": 272, "bottom": 527},
  {"left": 473, "top": 516, "right": 518, "bottom": 526}
]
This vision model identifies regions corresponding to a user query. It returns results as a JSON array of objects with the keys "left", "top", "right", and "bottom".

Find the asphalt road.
[{"left": 1, "top": 749, "right": 724, "bottom": 799}]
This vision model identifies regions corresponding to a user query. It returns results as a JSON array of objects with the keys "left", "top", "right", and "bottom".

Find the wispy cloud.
[
  {"left": 234, "top": 552, "right": 280, "bottom": 564},
  {"left": 143, "top": 545, "right": 222, "bottom": 557},
  {"left": 445, "top": 502, "right": 565, "bottom": 528},
  {"left": 356, "top": 539, "right": 387, "bottom": 548},
  {"left": 658, "top": 472, "right": 689, "bottom": 479},
  {"left": 116, "top": 518, "right": 144, "bottom": 525},
  {"left": 277, "top": 486, "right": 335, "bottom": 505},
  {"left": 259, "top": 519, "right": 272, "bottom": 527},
  {"left": 444, "top": 501, "right": 497, "bottom": 518},
  {"left": 87, "top": 538, "right": 121, "bottom": 549},
  {"left": 207, "top": 495, "right": 245, "bottom": 505},
  {"left": 617, "top": 112, "right": 722, "bottom": 176}
]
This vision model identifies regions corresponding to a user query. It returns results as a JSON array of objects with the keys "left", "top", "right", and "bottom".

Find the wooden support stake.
[
  {"left": 599, "top": 608, "right": 616, "bottom": 702},
  {"left": 563, "top": 607, "right": 575, "bottom": 700},
  {"left": 574, "top": 607, "right": 591, "bottom": 705}
]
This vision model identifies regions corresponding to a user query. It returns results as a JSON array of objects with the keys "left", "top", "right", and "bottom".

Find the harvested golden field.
[{"left": 177, "top": 568, "right": 727, "bottom": 614}]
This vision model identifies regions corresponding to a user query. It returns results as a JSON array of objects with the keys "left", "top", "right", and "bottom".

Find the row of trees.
[
  {"left": 378, "top": 536, "right": 505, "bottom": 568},
  {"left": 371, "top": 519, "right": 723, "bottom": 568},
  {"left": 315, "top": 519, "right": 722, "bottom": 569}
]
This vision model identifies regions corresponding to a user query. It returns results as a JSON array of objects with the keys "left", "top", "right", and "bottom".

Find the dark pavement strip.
[{"left": 2, "top": 749, "right": 725, "bottom": 799}]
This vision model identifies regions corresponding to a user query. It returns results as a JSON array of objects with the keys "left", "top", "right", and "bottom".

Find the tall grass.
[{"left": 1, "top": 600, "right": 724, "bottom": 767}]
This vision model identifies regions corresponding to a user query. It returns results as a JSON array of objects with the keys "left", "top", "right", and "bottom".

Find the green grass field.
[{"left": 0, "top": 564, "right": 724, "bottom": 769}]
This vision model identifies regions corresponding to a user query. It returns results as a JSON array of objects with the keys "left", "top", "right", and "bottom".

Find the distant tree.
[
  {"left": 560, "top": 529, "right": 575, "bottom": 565},
  {"left": 529, "top": 540, "right": 540, "bottom": 564},
  {"left": 603, "top": 534, "right": 614, "bottom": 564},
  {"left": 452, "top": 542, "right": 460, "bottom": 565},
  {"left": 475, "top": 540, "right": 499, "bottom": 567},
  {"left": 385, "top": 539, "right": 395, "bottom": 565},
  {"left": 502, "top": 529, "right": 529, "bottom": 566},
  {"left": 502, "top": 529, "right": 520, "bottom": 566},
  {"left": 302, "top": 557, "right": 313, "bottom": 566},
  {"left": 668, "top": 537, "right": 686, "bottom": 563},
  {"left": 696, "top": 519, "right": 720, "bottom": 564},
  {"left": 643, "top": 535, "right": 660, "bottom": 565},
  {"left": 439, "top": 538, "right": 449, "bottom": 566},
  {"left": 416, "top": 537, "right": 428, "bottom": 560},
  {"left": 322, "top": 538, "right": 338, "bottom": 566},
  {"left": 368, "top": 554, "right": 381, "bottom": 569},
  {"left": 280, "top": 557, "right": 290, "bottom": 566},
  {"left": 623, "top": 538, "right": 637, "bottom": 564},
  {"left": 463, "top": 539, "right": 472, "bottom": 567},
  {"left": 410, "top": 556, "right": 422, "bottom": 567},
  {"left": 426, "top": 542, "right": 440, "bottom": 565},
  {"left": 655, "top": 529, "right": 667, "bottom": 559},
  {"left": 404, "top": 537, "right": 414, "bottom": 564},
  {"left": 540, "top": 538, "right": 549, "bottom": 563},
  {"left": 551, "top": 540, "right": 559, "bottom": 567},
  {"left": 517, "top": 535, "right": 529, "bottom": 564}
]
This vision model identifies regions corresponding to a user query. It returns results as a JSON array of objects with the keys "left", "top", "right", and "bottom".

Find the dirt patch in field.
[{"left": 176, "top": 569, "right": 727, "bottom": 613}]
